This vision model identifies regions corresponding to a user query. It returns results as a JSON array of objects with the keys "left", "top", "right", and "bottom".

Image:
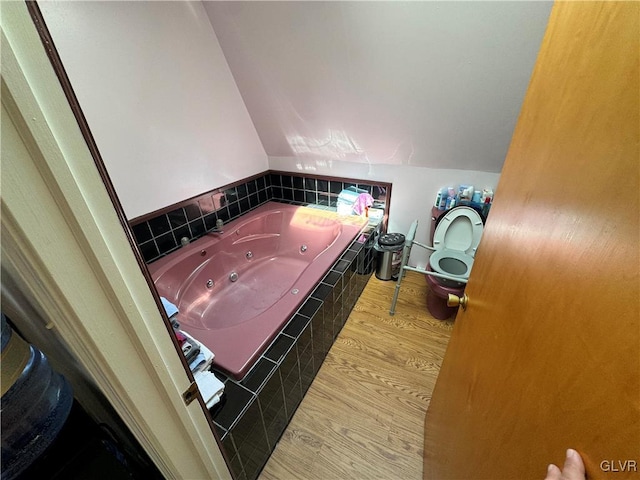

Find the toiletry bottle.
[
  {"left": 482, "top": 197, "right": 491, "bottom": 217},
  {"left": 439, "top": 189, "right": 447, "bottom": 210}
]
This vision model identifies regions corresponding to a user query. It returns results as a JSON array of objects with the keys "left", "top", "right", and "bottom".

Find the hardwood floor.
[{"left": 259, "top": 271, "right": 454, "bottom": 480}]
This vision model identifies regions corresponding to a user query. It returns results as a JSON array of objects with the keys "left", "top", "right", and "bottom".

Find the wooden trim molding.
[{"left": 1, "top": 2, "right": 230, "bottom": 478}]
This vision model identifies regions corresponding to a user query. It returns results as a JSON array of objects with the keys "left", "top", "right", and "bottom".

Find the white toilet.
[{"left": 428, "top": 206, "right": 484, "bottom": 288}]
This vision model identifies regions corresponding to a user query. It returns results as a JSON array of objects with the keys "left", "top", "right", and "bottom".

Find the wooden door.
[{"left": 423, "top": 2, "right": 639, "bottom": 479}]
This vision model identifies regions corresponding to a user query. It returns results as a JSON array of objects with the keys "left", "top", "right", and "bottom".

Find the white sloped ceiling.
[{"left": 203, "top": 1, "right": 552, "bottom": 173}]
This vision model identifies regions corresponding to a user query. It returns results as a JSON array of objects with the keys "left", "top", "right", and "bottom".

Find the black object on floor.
[{"left": 17, "top": 400, "right": 163, "bottom": 480}]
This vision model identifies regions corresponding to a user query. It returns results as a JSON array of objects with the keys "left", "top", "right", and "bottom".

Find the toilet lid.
[{"left": 433, "top": 206, "right": 484, "bottom": 255}]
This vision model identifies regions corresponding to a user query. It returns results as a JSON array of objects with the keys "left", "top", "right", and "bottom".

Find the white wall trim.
[{"left": 1, "top": 2, "right": 230, "bottom": 478}]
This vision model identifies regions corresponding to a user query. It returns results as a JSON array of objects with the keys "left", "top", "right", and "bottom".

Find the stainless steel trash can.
[{"left": 375, "top": 233, "right": 405, "bottom": 280}]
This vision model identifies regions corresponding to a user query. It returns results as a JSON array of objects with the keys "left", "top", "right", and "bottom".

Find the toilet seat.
[
  {"left": 430, "top": 249, "right": 475, "bottom": 278},
  {"left": 429, "top": 207, "right": 483, "bottom": 286},
  {"left": 432, "top": 206, "right": 483, "bottom": 255}
]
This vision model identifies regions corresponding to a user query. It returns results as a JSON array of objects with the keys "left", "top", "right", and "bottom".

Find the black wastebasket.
[{"left": 375, "top": 233, "right": 405, "bottom": 280}]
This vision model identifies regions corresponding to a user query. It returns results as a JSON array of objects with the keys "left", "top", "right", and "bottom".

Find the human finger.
[
  {"left": 544, "top": 463, "right": 562, "bottom": 480},
  {"left": 560, "top": 448, "right": 586, "bottom": 480}
]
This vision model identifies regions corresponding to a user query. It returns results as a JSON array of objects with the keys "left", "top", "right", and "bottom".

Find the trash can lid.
[{"left": 379, "top": 233, "right": 405, "bottom": 247}]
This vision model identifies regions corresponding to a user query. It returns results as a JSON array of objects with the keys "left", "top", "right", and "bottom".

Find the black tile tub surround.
[
  {"left": 129, "top": 171, "right": 389, "bottom": 263},
  {"left": 130, "top": 173, "right": 273, "bottom": 262},
  {"left": 268, "top": 171, "right": 388, "bottom": 213},
  {"left": 209, "top": 231, "right": 376, "bottom": 480}
]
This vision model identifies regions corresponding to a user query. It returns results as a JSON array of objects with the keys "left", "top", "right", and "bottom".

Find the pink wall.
[{"left": 39, "top": 1, "right": 268, "bottom": 219}]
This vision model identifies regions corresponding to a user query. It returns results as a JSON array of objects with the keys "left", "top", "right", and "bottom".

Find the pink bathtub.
[{"left": 149, "top": 202, "right": 368, "bottom": 379}]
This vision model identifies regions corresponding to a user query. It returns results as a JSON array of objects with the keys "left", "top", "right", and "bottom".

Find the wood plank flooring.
[{"left": 259, "top": 271, "right": 454, "bottom": 480}]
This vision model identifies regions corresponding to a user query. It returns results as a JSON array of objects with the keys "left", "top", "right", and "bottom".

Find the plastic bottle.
[
  {"left": 482, "top": 196, "right": 491, "bottom": 217},
  {"left": 439, "top": 189, "right": 448, "bottom": 209},
  {"left": 1, "top": 315, "right": 73, "bottom": 479}
]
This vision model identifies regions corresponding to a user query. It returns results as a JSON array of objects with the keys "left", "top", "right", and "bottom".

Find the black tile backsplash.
[
  {"left": 131, "top": 174, "right": 273, "bottom": 262},
  {"left": 318, "top": 193, "right": 330, "bottom": 206},
  {"left": 184, "top": 203, "right": 202, "bottom": 222},
  {"left": 130, "top": 171, "right": 389, "bottom": 263},
  {"left": 188, "top": 218, "right": 206, "bottom": 238},
  {"left": 304, "top": 177, "right": 316, "bottom": 191},
  {"left": 225, "top": 187, "right": 238, "bottom": 203},
  {"left": 317, "top": 180, "right": 328, "bottom": 193},
  {"left": 237, "top": 183, "right": 248, "bottom": 198},
  {"left": 173, "top": 225, "right": 190, "bottom": 244},
  {"left": 304, "top": 191, "right": 316, "bottom": 204},
  {"left": 132, "top": 222, "right": 152, "bottom": 244},
  {"left": 167, "top": 208, "right": 187, "bottom": 228},
  {"left": 228, "top": 201, "right": 241, "bottom": 219},
  {"left": 282, "top": 188, "right": 294, "bottom": 202},
  {"left": 280, "top": 175, "right": 293, "bottom": 189},
  {"left": 217, "top": 206, "right": 230, "bottom": 223},
  {"left": 155, "top": 232, "right": 177, "bottom": 254},
  {"left": 292, "top": 176, "right": 304, "bottom": 190},
  {"left": 138, "top": 240, "right": 158, "bottom": 261},
  {"left": 329, "top": 181, "right": 343, "bottom": 195},
  {"left": 148, "top": 215, "right": 171, "bottom": 237},
  {"left": 203, "top": 213, "right": 218, "bottom": 231}
]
